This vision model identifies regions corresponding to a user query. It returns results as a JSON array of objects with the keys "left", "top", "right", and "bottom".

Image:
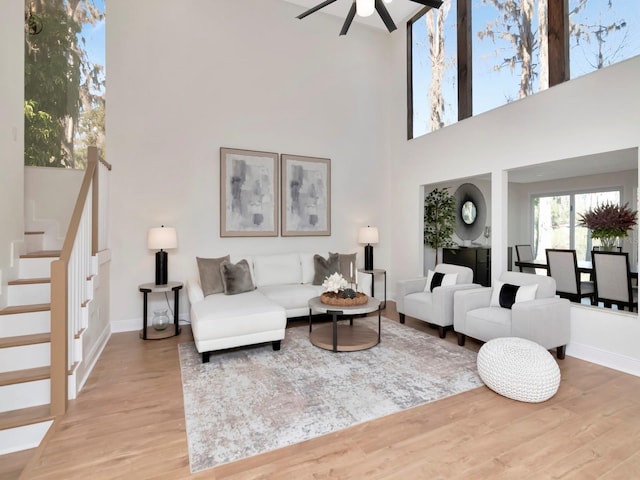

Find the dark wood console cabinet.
[{"left": 442, "top": 247, "right": 491, "bottom": 287}]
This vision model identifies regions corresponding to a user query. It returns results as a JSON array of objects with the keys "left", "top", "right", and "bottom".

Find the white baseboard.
[
  {"left": 111, "top": 314, "right": 189, "bottom": 333},
  {"left": 567, "top": 342, "right": 640, "bottom": 377}
]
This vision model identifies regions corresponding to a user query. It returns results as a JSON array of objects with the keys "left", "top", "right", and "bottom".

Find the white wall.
[
  {"left": 107, "top": 0, "right": 393, "bottom": 328},
  {"left": 0, "top": 2, "right": 25, "bottom": 308},
  {"left": 387, "top": 18, "right": 640, "bottom": 373},
  {"left": 388, "top": 55, "right": 640, "bottom": 289},
  {"left": 24, "top": 166, "right": 84, "bottom": 249}
]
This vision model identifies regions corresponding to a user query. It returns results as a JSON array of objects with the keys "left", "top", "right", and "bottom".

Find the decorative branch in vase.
[{"left": 577, "top": 201, "right": 638, "bottom": 251}]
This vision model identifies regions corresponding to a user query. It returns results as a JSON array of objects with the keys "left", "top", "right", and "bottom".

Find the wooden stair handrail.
[
  {"left": 50, "top": 146, "right": 109, "bottom": 416},
  {"left": 59, "top": 148, "right": 97, "bottom": 264},
  {"left": 99, "top": 156, "right": 112, "bottom": 171}
]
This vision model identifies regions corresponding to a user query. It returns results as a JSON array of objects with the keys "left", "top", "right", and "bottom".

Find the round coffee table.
[{"left": 308, "top": 296, "right": 381, "bottom": 352}]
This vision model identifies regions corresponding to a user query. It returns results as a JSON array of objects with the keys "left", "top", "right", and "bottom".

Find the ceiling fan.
[{"left": 297, "top": 0, "right": 444, "bottom": 36}]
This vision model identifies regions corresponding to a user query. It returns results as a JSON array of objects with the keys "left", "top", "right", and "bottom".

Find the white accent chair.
[
  {"left": 395, "top": 264, "right": 478, "bottom": 338},
  {"left": 591, "top": 251, "right": 638, "bottom": 311},
  {"left": 453, "top": 271, "right": 571, "bottom": 359}
]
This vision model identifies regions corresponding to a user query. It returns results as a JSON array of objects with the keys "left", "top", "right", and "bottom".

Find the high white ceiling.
[
  {"left": 283, "top": 2, "right": 639, "bottom": 185},
  {"left": 282, "top": 0, "right": 424, "bottom": 31}
]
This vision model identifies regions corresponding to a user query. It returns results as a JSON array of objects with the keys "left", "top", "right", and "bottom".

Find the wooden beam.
[
  {"left": 457, "top": 0, "right": 472, "bottom": 120},
  {"left": 407, "top": 15, "right": 414, "bottom": 140},
  {"left": 548, "top": 0, "right": 569, "bottom": 86}
]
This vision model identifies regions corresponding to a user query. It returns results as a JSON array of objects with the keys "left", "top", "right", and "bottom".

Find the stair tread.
[
  {"left": 0, "top": 366, "right": 50, "bottom": 387},
  {"left": 0, "top": 405, "right": 53, "bottom": 431},
  {"left": 0, "top": 304, "right": 50, "bottom": 315},
  {"left": 8, "top": 277, "right": 51, "bottom": 286},
  {"left": 0, "top": 333, "right": 50, "bottom": 349},
  {"left": 20, "top": 250, "right": 60, "bottom": 259}
]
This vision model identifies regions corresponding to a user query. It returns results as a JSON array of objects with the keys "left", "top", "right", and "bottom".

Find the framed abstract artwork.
[
  {"left": 220, "top": 147, "right": 279, "bottom": 237},
  {"left": 281, "top": 154, "right": 331, "bottom": 236}
]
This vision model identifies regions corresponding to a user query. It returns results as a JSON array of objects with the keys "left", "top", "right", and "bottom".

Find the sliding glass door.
[{"left": 532, "top": 189, "right": 621, "bottom": 262}]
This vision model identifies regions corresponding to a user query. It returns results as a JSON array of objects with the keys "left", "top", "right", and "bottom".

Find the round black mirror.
[{"left": 461, "top": 200, "right": 477, "bottom": 225}]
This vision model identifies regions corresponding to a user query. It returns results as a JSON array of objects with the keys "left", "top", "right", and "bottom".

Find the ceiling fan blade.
[
  {"left": 410, "top": 0, "right": 444, "bottom": 8},
  {"left": 297, "top": 0, "right": 340, "bottom": 20},
  {"left": 375, "top": 0, "right": 397, "bottom": 33},
  {"left": 339, "top": 2, "right": 357, "bottom": 36}
]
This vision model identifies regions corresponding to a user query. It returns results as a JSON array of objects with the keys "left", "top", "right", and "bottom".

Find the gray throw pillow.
[
  {"left": 197, "top": 255, "right": 230, "bottom": 296},
  {"left": 220, "top": 259, "right": 255, "bottom": 295},
  {"left": 313, "top": 253, "right": 340, "bottom": 285},
  {"left": 331, "top": 252, "right": 357, "bottom": 281}
]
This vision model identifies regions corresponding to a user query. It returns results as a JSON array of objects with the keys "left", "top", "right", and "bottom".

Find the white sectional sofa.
[{"left": 187, "top": 252, "right": 370, "bottom": 362}]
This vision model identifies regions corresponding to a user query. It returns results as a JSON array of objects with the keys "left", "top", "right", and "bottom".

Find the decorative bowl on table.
[
  {"left": 320, "top": 273, "right": 368, "bottom": 306},
  {"left": 320, "top": 290, "right": 368, "bottom": 306}
]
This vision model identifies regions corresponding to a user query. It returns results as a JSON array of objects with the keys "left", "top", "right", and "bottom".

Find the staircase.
[
  {"left": 0, "top": 147, "right": 111, "bottom": 457},
  {"left": 0, "top": 242, "right": 57, "bottom": 454}
]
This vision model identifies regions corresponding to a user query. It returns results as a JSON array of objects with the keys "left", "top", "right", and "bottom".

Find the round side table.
[{"left": 138, "top": 281, "right": 183, "bottom": 340}]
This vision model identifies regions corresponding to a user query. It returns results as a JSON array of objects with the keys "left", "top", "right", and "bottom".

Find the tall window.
[
  {"left": 408, "top": 0, "right": 638, "bottom": 138},
  {"left": 24, "top": 0, "right": 105, "bottom": 169},
  {"left": 569, "top": 0, "right": 640, "bottom": 80},
  {"left": 532, "top": 189, "right": 621, "bottom": 262},
  {"left": 409, "top": 1, "right": 457, "bottom": 139},
  {"left": 473, "top": 0, "right": 547, "bottom": 116}
]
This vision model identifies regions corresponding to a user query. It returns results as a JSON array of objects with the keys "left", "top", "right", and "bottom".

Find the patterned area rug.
[{"left": 178, "top": 317, "right": 483, "bottom": 473}]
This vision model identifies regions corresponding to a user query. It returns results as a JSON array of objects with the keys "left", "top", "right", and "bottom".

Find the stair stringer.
[{"left": 73, "top": 249, "right": 112, "bottom": 398}]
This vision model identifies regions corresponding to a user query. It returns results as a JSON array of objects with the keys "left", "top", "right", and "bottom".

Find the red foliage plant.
[{"left": 578, "top": 202, "right": 638, "bottom": 240}]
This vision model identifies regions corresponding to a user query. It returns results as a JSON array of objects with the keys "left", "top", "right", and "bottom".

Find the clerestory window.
[{"left": 408, "top": 0, "right": 639, "bottom": 140}]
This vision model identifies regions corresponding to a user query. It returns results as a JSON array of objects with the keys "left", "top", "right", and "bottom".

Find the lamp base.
[
  {"left": 364, "top": 244, "right": 373, "bottom": 271},
  {"left": 155, "top": 250, "right": 168, "bottom": 285}
]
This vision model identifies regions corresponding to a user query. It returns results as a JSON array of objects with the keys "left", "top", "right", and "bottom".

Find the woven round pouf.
[{"left": 477, "top": 337, "right": 561, "bottom": 403}]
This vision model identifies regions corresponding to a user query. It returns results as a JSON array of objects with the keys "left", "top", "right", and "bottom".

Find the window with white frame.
[{"left": 532, "top": 189, "right": 621, "bottom": 263}]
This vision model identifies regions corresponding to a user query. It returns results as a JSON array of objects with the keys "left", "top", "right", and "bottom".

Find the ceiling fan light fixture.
[
  {"left": 356, "top": 0, "right": 375, "bottom": 17},
  {"left": 297, "top": 0, "right": 442, "bottom": 36}
]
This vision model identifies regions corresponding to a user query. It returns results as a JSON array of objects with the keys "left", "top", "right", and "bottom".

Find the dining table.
[{"left": 514, "top": 260, "right": 638, "bottom": 278}]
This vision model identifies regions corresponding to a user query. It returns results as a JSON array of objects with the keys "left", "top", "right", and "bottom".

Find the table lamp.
[
  {"left": 359, "top": 226, "right": 379, "bottom": 271},
  {"left": 148, "top": 225, "right": 177, "bottom": 285}
]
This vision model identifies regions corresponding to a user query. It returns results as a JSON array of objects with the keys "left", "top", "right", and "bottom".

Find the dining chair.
[
  {"left": 591, "top": 251, "right": 638, "bottom": 312},
  {"left": 545, "top": 249, "right": 595, "bottom": 304},
  {"left": 515, "top": 244, "right": 536, "bottom": 274}
]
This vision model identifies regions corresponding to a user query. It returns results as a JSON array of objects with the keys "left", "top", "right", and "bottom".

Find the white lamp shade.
[
  {"left": 148, "top": 227, "right": 177, "bottom": 250},
  {"left": 356, "top": 0, "right": 375, "bottom": 17},
  {"left": 358, "top": 226, "right": 379, "bottom": 245}
]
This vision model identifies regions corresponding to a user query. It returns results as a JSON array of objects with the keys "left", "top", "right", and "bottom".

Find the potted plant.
[
  {"left": 577, "top": 201, "right": 638, "bottom": 250},
  {"left": 424, "top": 187, "right": 456, "bottom": 264}
]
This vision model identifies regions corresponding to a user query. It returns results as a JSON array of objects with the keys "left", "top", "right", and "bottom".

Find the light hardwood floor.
[{"left": 6, "top": 303, "right": 640, "bottom": 479}]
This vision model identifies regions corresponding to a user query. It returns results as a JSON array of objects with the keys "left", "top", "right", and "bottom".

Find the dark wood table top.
[{"left": 514, "top": 260, "right": 638, "bottom": 278}]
